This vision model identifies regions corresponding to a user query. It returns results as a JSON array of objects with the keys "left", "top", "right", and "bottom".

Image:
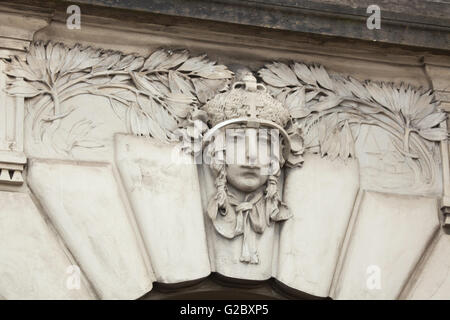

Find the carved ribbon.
[
  {"left": 230, "top": 192, "right": 264, "bottom": 264},
  {"left": 208, "top": 188, "right": 290, "bottom": 264}
]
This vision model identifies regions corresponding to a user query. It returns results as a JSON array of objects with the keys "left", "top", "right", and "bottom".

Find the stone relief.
[
  {"left": 4, "top": 42, "right": 446, "bottom": 164},
  {"left": 4, "top": 41, "right": 232, "bottom": 155},
  {"left": 200, "top": 74, "right": 302, "bottom": 264},
  {"left": 2, "top": 41, "right": 448, "bottom": 268},
  {"left": 257, "top": 63, "right": 448, "bottom": 192},
  {"left": 0, "top": 36, "right": 448, "bottom": 300}
]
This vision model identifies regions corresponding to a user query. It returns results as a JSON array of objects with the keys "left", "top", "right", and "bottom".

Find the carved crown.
[{"left": 202, "top": 74, "right": 290, "bottom": 128}]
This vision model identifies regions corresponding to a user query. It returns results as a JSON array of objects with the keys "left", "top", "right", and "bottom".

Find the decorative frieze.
[
  {"left": 3, "top": 42, "right": 232, "bottom": 157},
  {"left": 4, "top": 41, "right": 448, "bottom": 193},
  {"left": 1, "top": 40, "right": 449, "bottom": 299},
  {"left": 258, "top": 62, "right": 448, "bottom": 193}
]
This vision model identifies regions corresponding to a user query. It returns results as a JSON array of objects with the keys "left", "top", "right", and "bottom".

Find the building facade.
[{"left": 0, "top": 0, "right": 449, "bottom": 299}]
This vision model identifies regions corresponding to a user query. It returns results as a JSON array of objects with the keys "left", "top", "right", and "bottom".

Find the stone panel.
[
  {"left": 0, "top": 191, "right": 94, "bottom": 299},
  {"left": 28, "top": 159, "right": 153, "bottom": 299},
  {"left": 333, "top": 191, "right": 439, "bottom": 299},
  {"left": 115, "top": 134, "right": 211, "bottom": 283},
  {"left": 403, "top": 231, "right": 450, "bottom": 300},
  {"left": 277, "top": 154, "right": 359, "bottom": 297}
]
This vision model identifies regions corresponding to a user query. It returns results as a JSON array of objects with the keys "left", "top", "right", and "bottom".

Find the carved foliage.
[
  {"left": 3, "top": 42, "right": 448, "bottom": 187},
  {"left": 258, "top": 62, "right": 448, "bottom": 184},
  {"left": 4, "top": 42, "right": 233, "bottom": 154}
]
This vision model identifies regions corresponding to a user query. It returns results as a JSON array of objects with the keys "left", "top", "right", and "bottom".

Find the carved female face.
[{"left": 224, "top": 127, "right": 275, "bottom": 193}]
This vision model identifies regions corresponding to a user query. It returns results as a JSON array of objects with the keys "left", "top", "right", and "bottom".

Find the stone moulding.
[
  {"left": 0, "top": 150, "right": 26, "bottom": 185},
  {"left": 0, "top": 59, "right": 25, "bottom": 186},
  {"left": 440, "top": 121, "right": 450, "bottom": 227}
]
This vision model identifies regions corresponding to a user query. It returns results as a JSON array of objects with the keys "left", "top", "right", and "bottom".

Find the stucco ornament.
[
  {"left": 4, "top": 41, "right": 232, "bottom": 155},
  {"left": 3, "top": 41, "right": 448, "bottom": 270},
  {"left": 258, "top": 62, "right": 448, "bottom": 188},
  {"left": 200, "top": 73, "right": 303, "bottom": 264}
]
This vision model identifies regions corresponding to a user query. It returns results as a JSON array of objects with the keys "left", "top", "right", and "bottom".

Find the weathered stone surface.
[
  {"left": 403, "top": 231, "right": 450, "bottom": 300},
  {"left": 0, "top": 191, "right": 94, "bottom": 299},
  {"left": 277, "top": 154, "right": 359, "bottom": 297},
  {"left": 27, "top": 159, "right": 153, "bottom": 299},
  {"left": 71, "top": 0, "right": 450, "bottom": 50},
  {"left": 333, "top": 191, "right": 439, "bottom": 300},
  {"left": 23, "top": 94, "right": 128, "bottom": 162},
  {"left": 210, "top": 225, "right": 278, "bottom": 281},
  {"left": 115, "top": 134, "right": 211, "bottom": 283},
  {"left": 355, "top": 125, "right": 443, "bottom": 196}
]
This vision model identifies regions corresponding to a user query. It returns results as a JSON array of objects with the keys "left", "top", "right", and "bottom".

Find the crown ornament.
[
  {"left": 197, "top": 73, "right": 304, "bottom": 167},
  {"left": 202, "top": 73, "right": 290, "bottom": 128}
]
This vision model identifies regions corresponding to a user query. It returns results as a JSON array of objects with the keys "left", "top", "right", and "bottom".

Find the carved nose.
[{"left": 246, "top": 130, "right": 258, "bottom": 165}]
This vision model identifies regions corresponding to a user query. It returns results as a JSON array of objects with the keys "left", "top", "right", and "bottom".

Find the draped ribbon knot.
[
  {"left": 235, "top": 202, "right": 253, "bottom": 213},
  {"left": 230, "top": 191, "right": 264, "bottom": 264},
  {"left": 208, "top": 186, "right": 291, "bottom": 264}
]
